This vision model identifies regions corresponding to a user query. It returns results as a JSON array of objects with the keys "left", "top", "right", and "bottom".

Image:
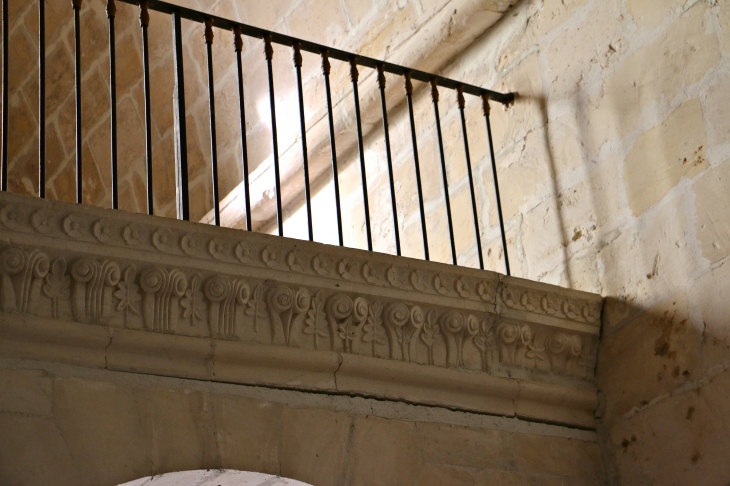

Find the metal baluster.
[
  {"left": 263, "top": 34, "right": 283, "bottom": 236},
  {"left": 431, "top": 79, "right": 456, "bottom": 265},
  {"left": 72, "top": 0, "right": 82, "bottom": 203},
  {"left": 457, "top": 86, "right": 484, "bottom": 270},
  {"left": 0, "top": 0, "right": 6, "bottom": 191},
  {"left": 482, "top": 94, "right": 510, "bottom": 276},
  {"left": 293, "top": 42, "right": 313, "bottom": 241},
  {"left": 172, "top": 10, "right": 189, "bottom": 220},
  {"left": 233, "top": 26, "right": 251, "bottom": 232},
  {"left": 38, "top": 0, "right": 45, "bottom": 197},
  {"left": 349, "top": 58, "right": 372, "bottom": 252},
  {"left": 404, "top": 72, "right": 428, "bottom": 261},
  {"left": 205, "top": 19, "right": 220, "bottom": 226},
  {"left": 321, "top": 49, "right": 343, "bottom": 247},
  {"left": 377, "top": 64, "right": 400, "bottom": 256},
  {"left": 139, "top": 0, "right": 153, "bottom": 215},
  {"left": 106, "top": 0, "right": 118, "bottom": 209}
]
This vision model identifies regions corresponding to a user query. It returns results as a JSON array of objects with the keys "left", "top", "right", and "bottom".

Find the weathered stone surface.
[
  {"left": 626, "top": 0, "right": 684, "bottom": 29},
  {"left": 694, "top": 160, "right": 730, "bottom": 264},
  {"left": 597, "top": 292, "right": 701, "bottom": 424},
  {"left": 0, "top": 369, "right": 53, "bottom": 416},
  {"left": 213, "top": 395, "right": 282, "bottom": 475},
  {"left": 513, "top": 433, "right": 603, "bottom": 479},
  {"left": 623, "top": 99, "right": 707, "bottom": 217},
  {"left": 344, "top": 415, "right": 419, "bottom": 485},
  {"left": 416, "top": 422, "right": 515, "bottom": 470},
  {"left": 280, "top": 407, "right": 351, "bottom": 486}
]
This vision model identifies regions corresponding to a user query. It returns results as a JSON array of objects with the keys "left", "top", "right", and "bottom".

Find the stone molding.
[{"left": 0, "top": 192, "right": 602, "bottom": 427}]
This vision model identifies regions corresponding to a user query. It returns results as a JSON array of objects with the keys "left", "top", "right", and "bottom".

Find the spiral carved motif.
[
  {"left": 294, "top": 288, "right": 311, "bottom": 313},
  {"left": 0, "top": 247, "right": 25, "bottom": 274},
  {"left": 465, "top": 314, "right": 479, "bottom": 337},
  {"left": 205, "top": 275, "right": 232, "bottom": 303},
  {"left": 384, "top": 302, "right": 409, "bottom": 328},
  {"left": 70, "top": 259, "right": 97, "bottom": 283},
  {"left": 497, "top": 322, "right": 518, "bottom": 344},
  {"left": 140, "top": 266, "right": 166, "bottom": 293},
  {"left": 353, "top": 297, "right": 368, "bottom": 321},
  {"left": 268, "top": 285, "right": 294, "bottom": 312},
  {"left": 410, "top": 306, "right": 425, "bottom": 329},
  {"left": 326, "top": 293, "right": 353, "bottom": 319},
  {"left": 440, "top": 311, "right": 464, "bottom": 334}
]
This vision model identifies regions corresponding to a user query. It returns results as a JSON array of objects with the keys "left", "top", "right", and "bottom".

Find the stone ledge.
[{"left": 0, "top": 192, "right": 602, "bottom": 428}]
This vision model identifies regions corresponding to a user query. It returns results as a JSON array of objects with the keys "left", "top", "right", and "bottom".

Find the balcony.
[{"left": 0, "top": 0, "right": 602, "bottom": 430}]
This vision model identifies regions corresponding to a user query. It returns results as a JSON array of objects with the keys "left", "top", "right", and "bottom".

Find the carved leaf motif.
[
  {"left": 303, "top": 291, "right": 328, "bottom": 349},
  {"left": 245, "top": 284, "right": 268, "bottom": 332},
  {"left": 234, "top": 242, "right": 253, "bottom": 263},
  {"left": 181, "top": 234, "right": 203, "bottom": 256},
  {"left": 114, "top": 266, "right": 141, "bottom": 321},
  {"left": 93, "top": 219, "right": 117, "bottom": 243},
  {"left": 0, "top": 205, "right": 24, "bottom": 229},
  {"left": 287, "top": 251, "right": 303, "bottom": 272},
  {"left": 152, "top": 229, "right": 174, "bottom": 252},
  {"left": 43, "top": 258, "right": 70, "bottom": 318},
  {"left": 63, "top": 214, "right": 87, "bottom": 239},
  {"left": 421, "top": 310, "right": 441, "bottom": 366},
  {"left": 31, "top": 208, "right": 53, "bottom": 233},
  {"left": 123, "top": 224, "right": 144, "bottom": 246},
  {"left": 361, "top": 301, "right": 385, "bottom": 348},
  {"left": 180, "top": 274, "right": 205, "bottom": 325},
  {"left": 410, "top": 271, "right": 426, "bottom": 291}
]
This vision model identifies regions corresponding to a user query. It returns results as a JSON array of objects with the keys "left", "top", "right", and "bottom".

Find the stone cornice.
[{"left": 0, "top": 192, "right": 602, "bottom": 428}]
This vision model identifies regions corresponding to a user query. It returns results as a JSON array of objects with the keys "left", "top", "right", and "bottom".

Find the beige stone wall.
[
  {"left": 370, "top": 0, "right": 729, "bottom": 483},
  {"left": 0, "top": 360, "right": 604, "bottom": 486}
]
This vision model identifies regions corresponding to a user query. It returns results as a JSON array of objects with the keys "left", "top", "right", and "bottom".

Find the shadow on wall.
[
  {"left": 120, "top": 470, "right": 312, "bottom": 486},
  {"left": 597, "top": 291, "right": 730, "bottom": 485}
]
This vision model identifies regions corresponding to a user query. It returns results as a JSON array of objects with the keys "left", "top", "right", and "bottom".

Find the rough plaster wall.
[
  {"left": 359, "top": 0, "right": 729, "bottom": 483},
  {"left": 0, "top": 360, "right": 604, "bottom": 486}
]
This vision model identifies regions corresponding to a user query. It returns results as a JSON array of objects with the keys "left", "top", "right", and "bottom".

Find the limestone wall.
[
  {"left": 0, "top": 360, "right": 604, "bottom": 486},
  {"left": 358, "top": 0, "right": 728, "bottom": 483}
]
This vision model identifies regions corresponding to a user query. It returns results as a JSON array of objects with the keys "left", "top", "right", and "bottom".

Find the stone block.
[
  {"left": 0, "top": 369, "right": 53, "bottom": 416},
  {"left": 281, "top": 407, "right": 351, "bottom": 486},
  {"left": 694, "top": 160, "right": 730, "bottom": 264},
  {"left": 626, "top": 0, "right": 684, "bottom": 29},
  {"left": 132, "top": 386, "right": 221, "bottom": 473},
  {"left": 607, "top": 369, "right": 730, "bottom": 486},
  {"left": 344, "top": 415, "right": 419, "bottom": 485},
  {"left": 703, "top": 77, "right": 730, "bottom": 148},
  {"left": 213, "top": 395, "right": 282, "bottom": 475},
  {"left": 471, "top": 469, "right": 564, "bottom": 486},
  {"left": 414, "top": 463, "right": 475, "bottom": 486},
  {"left": 513, "top": 433, "right": 603, "bottom": 479},
  {"left": 52, "top": 376, "right": 153, "bottom": 485},
  {"left": 416, "top": 422, "right": 515, "bottom": 470},
  {"left": 597, "top": 291, "right": 701, "bottom": 424},
  {"left": 588, "top": 2, "right": 720, "bottom": 153},
  {"left": 0, "top": 413, "right": 81, "bottom": 486},
  {"left": 623, "top": 99, "right": 707, "bottom": 217},
  {"left": 690, "top": 261, "right": 730, "bottom": 372}
]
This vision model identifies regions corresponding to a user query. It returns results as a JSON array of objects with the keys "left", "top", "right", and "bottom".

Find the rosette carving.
[
  {"left": 70, "top": 258, "right": 120, "bottom": 322},
  {"left": 139, "top": 266, "right": 187, "bottom": 332},
  {"left": 266, "top": 285, "right": 311, "bottom": 346},
  {"left": 501, "top": 284, "right": 600, "bottom": 325},
  {"left": 0, "top": 247, "right": 49, "bottom": 315},
  {"left": 205, "top": 275, "right": 249, "bottom": 338}
]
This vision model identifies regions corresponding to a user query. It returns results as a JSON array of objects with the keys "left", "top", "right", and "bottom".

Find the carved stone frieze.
[{"left": 0, "top": 192, "right": 602, "bottom": 382}]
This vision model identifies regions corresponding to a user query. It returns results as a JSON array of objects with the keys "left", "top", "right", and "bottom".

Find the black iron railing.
[{"left": 0, "top": 0, "right": 514, "bottom": 275}]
